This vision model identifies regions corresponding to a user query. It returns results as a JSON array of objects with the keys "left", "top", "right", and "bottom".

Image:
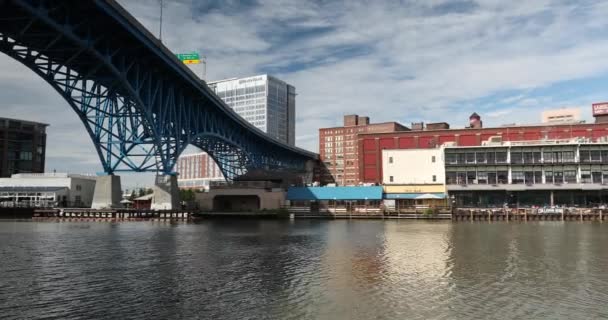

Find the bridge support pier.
[
  {"left": 92, "top": 175, "right": 123, "bottom": 209},
  {"left": 151, "top": 175, "right": 179, "bottom": 210}
]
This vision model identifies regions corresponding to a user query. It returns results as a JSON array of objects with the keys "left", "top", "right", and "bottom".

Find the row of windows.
[
  {"left": 446, "top": 169, "right": 607, "bottom": 185},
  {"left": 446, "top": 150, "right": 608, "bottom": 165},
  {"left": 216, "top": 85, "right": 266, "bottom": 98}
]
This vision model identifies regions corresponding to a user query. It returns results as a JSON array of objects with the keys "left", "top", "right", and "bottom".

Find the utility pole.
[
  {"left": 159, "top": 0, "right": 164, "bottom": 43},
  {"left": 202, "top": 55, "right": 207, "bottom": 81}
]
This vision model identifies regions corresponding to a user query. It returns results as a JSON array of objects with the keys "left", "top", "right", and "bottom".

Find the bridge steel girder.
[{"left": 0, "top": 0, "right": 318, "bottom": 180}]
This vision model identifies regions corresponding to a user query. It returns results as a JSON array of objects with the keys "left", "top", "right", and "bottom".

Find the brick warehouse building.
[
  {"left": 358, "top": 111, "right": 608, "bottom": 184},
  {"left": 319, "top": 115, "right": 408, "bottom": 185}
]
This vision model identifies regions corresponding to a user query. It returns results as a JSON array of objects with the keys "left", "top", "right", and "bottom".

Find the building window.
[
  {"left": 445, "top": 153, "right": 457, "bottom": 164},
  {"left": 581, "top": 170, "right": 592, "bottom": 183},
  {"left": 432, "top": 175, "right": 436, "bottom": 182},
  {"left": 389, "top": 176, "right": 394, "bottom": 182},
  {"left": 477, "top": 171, "right": 488, "bottom": 184},
  {"left": 467, "top": 171, "right": 476, "bottom": 184},
  {"left": 389, "top": 157, "right": 393, "bottom": 164},
  {"left": 76, "top": 185, "right": 82, "bottom": 191},
  {"left": 466, "top": 153, "right": 475, "bottom": 163},
  {"left": 456, "top": 153, "right": 466, "bottom": 164},
  {"left": 431, "top": 156, "right": 436, "bottom": 163},
  {"left": 564, "top": 170, "right": 577, "bottom": 183},
  {"left": 563, "top": 151, "right": 575, "bottom": 163},
  {"left": 511, "top": 152, "right": 523, "bottom": 164},
  {"left": 512, "top": 171, "right": 524, "bottom": 184},
  {"left": 457, "top": 172, "right": 467, "bottom": 184},
  {"left": 497, "top": 171, "right": 508, "bottom": 184},
  {"left": 446, "top": 172, "right": 457, "bottom": 184}
]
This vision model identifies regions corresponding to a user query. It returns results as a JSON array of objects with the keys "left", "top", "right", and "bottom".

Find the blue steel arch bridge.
[{"left": 0, "top": 0, "right": 318, "bottom": 181}]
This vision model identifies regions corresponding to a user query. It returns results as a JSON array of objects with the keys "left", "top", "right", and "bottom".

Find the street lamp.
[{"left": 450, "top": 194, "right": 456, "bottom": 215}]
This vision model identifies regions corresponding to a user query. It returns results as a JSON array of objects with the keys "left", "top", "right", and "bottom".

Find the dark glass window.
[
  {"left": 534, "top": 171, "right": 543, "bottom": 184},
  {"left": 456, "top": 153, "right": 466, "bottom": 164},
  {"left": 593, "top": 171, "right": 602, "bottom": 183},
  {"left": 467, "top": 171, "right": 476, "bottom": 184},
  {"left": 545, "top": 170, "right": 553, "bottom": 183},
  {"left": 457, "top": 172, "right": 467, "bottom": 184},
  {"left": 477, "top": 171, "right": 488, "bottom": 184},
  {"left": 487, "top": 152, "right": 496, "bottom": 164},
  {"left": 511, "top": 152, "right": 523, "bottom": 164},
  {"left": 488, "top": 172, "right": 497, "bottom": 184},
  {"left": 512, "top": 171, "right": 524, "bottom": 184},
  {"left": 476, "top": 152, "right": 486, "bottom": 163},
  {"left": 497, "top": 171, "right": 508, "bottom": 184},
  {"left": 496, "top": 152, "right": 507, "bottom": 163},
  {"left": 564, "top": 170, "right": 577, "bottom": 183},
  {"left": 466, "top": 153, "right": 475, "bottom": 163},
  {"left": 445, "top": 153, "right": 457, "bottom": 164},
  {"left": 554, "top": 171, "right": 564, "bottom": 184}
]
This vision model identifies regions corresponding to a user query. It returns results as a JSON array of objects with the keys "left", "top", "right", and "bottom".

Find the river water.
[{"left": 1, "top": 220, "right": 607, "bottom": 319}]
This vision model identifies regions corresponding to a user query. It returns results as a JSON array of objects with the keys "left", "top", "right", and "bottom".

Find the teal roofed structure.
[{"left": 287, "top": 186, "right": 384, "bottom": 201}]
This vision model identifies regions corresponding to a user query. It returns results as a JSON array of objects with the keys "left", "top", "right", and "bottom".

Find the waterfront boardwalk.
[
  {"left": 453, "top": 208, "right": 607, "bottom": 222},
  {"left": 32, "top": 208, "right": 193, "bottom": 221}
]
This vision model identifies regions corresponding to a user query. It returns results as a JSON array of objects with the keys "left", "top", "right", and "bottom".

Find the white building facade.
[
  {"left": 208, "top": 74, "right": 296, "bottom": 145},
  {"left": 0, "top": 173, "right": 96, "bottom": 207},
  {"left": 382, "top": 148, "right": 445, "bottom": 184}
]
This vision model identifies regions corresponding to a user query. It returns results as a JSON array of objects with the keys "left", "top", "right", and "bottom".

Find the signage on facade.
[
  {"left": 176, "top": 52, "right": 200, "bottom": 64},
  {"left": 592, "top": 102, "right": 608, "bottom": 116}
]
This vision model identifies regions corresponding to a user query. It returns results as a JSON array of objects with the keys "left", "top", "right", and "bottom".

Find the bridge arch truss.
[{"left": 0, "top": 0, "right": 317, "bottom": 180}]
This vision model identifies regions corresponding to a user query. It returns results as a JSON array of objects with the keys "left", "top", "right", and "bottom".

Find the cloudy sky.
[{"left": 3, "top": 0, "right": 608, "bottom": 187}]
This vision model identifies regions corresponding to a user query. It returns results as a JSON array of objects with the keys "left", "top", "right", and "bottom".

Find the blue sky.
[{"left": 2, "top": 0, "right": 608, "bottom": 187}]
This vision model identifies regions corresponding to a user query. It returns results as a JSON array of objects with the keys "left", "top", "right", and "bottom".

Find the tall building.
[
  {"left": 319, "top": 115, "right": 409, "bottom": 185},
  {"left": 176, "top": 75, "right": 296, "bottom": 187},
  {"left": 208, "top": 74, "right": 296, "bottom": 145},
  {"left": 0, "top": 117, "right": 47, "bottom": 178},
  {"left": 174, "top": 152, "right": 224, "bottom": 190}
]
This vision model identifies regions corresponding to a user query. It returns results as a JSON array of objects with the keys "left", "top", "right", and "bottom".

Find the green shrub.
[{"left": 423, "top": 208, "right": 435, "bottom": 215}]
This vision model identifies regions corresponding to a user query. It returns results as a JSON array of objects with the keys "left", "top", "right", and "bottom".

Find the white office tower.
[{"left": 208, "top": 74, "right": 296, "bottom": 146}]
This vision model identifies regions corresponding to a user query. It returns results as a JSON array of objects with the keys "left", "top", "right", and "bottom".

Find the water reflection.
[{"left": 1, "top": 220, "right": 608, "bottom": 319}]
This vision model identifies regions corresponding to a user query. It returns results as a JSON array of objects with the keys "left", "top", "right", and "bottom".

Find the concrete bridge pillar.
[
  {"left": 92, "top": 175, "right": 123, "bottom": 209},
  {"left": 151, "top": 175, "right": 179, "bottom": 210}
]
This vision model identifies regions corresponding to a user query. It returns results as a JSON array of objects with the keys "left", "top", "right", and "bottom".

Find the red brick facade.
[
  {"left": 319, "top": 115, "right": 408, "bottom": 185},
  {"left": 358, "top": 123, "right": 608, "bottom": 184}
]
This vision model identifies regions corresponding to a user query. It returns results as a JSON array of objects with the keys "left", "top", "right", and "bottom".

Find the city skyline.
[{"left": 2, "top": 0, "right": 608, "bottom": 186}]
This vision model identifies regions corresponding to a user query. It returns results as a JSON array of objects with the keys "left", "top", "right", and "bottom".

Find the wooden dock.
[{"left": 33, "top": 208, "right": 193, "bottom": 221}]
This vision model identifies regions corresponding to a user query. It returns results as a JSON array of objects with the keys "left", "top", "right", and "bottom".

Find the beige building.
[
  {"left": 382, "top": 148, "right": 447, "bottom": 208},
  {"left": 541, "top": 108, "right": 582, "bottom": 124}
]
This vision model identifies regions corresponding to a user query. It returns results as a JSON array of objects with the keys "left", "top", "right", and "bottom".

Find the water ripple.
[{"left": 1, "top": 220, "right": 608, "bottom": 319}]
